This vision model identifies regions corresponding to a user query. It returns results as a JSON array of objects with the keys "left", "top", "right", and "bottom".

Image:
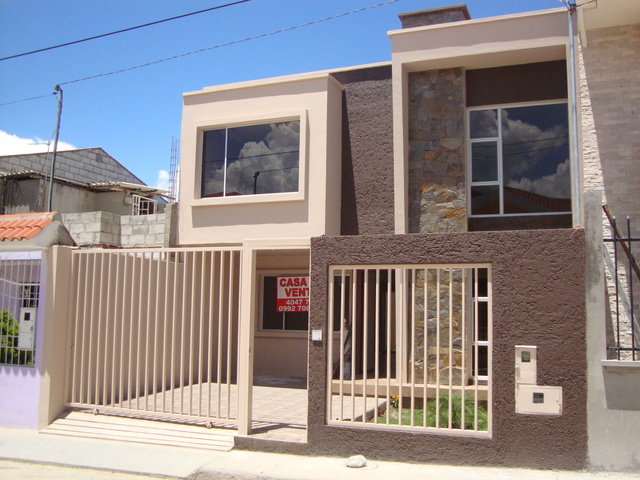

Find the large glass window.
[
  {"left": 468, "top": 103, "right": 570, "bottom": 216},
  {"left": 201, "top": 120, "right": 300, "bottom": 198}
]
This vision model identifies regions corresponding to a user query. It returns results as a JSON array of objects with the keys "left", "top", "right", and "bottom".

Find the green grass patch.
[{"left": 377, "top": 393, "right": 488, "bottom": 431}]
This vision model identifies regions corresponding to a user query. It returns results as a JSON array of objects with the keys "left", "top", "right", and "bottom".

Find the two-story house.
[{"left": 3, "top": 1, "right": 639, "bottom": 472}]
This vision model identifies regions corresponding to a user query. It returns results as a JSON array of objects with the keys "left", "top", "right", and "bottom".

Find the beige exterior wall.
[{"left": 178, "top": 74, "right": 343, "bottom": 246}]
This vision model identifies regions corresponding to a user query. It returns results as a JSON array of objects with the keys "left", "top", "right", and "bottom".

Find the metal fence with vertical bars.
[
  {"left": 327, "top": 264, "right": 491, "bottom": 435},
  {"left": 66, "top": 247, "right": 241, "bottom": 426},
  {"left": 0, "top": 258, "right": 41, "bottom": 367},
  {"left": 603, "top": 205, "right": 640, "bottom": 361}
]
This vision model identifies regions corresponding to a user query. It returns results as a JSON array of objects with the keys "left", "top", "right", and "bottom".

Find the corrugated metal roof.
[{"left": 0, "top": 212, "right": 56, "bottom": 242}]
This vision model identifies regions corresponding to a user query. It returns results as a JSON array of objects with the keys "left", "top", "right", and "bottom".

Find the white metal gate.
[{"left": 66, "top": 247, "right": 241, "bottom": 426}]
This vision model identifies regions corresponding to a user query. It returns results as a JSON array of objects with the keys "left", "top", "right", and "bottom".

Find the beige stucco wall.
[{"left": 178, "top": 74, "right": 343, "bottom": 246}]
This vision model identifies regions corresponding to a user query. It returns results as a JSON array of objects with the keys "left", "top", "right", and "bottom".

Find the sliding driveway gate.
[{"left": 66, "top": 247, "right": 241, "bottom": 426}]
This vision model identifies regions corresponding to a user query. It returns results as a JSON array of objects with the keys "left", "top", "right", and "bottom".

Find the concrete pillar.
[{"left": 237, "top": 247, "right": 256, "bottom": 436}]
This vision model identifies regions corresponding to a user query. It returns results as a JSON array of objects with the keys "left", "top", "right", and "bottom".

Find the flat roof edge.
[
  {"left": 183, "top": 61, "right": 391, "bottom": 97},
  {"left": 388, "top": 7, "right": 567, "bottom": 37}
]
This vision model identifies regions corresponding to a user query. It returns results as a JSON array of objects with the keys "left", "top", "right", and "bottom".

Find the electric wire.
[
  {"left": 1, "top": 0, "right": 401, "bottom": 105},
  {"left": 0, "top": 92, "right": 55, "bottom": 107},
  {"left": 58, "top": 0, "right": 400, "bottom": 86},
  {"left": 0, "top": 0, "right": 252, "bottom": 62}
]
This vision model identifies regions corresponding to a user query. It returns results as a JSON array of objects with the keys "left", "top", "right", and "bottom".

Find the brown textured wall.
[
  {"left": 308, "top": 228, "right": 587, "bottom": 469},
  {"left": 332, "top": 66, "right": 395, "bottom": 236},
  {"left": 466, "top": 61, "right": 568, "bottom": 107}
]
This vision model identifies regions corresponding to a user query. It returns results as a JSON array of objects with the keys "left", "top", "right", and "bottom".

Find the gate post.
[
  {"left": 237, "top": 246, "right": 257, "bottom": 435},
  {"left": 40, "top": 245, "right": 74, "bottom": 429}
]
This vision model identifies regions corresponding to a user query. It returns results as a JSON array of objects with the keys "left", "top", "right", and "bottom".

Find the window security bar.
[
  {"left": 0, "top": 259, "right": 41, "bottom": 367},
  {"left": 132, "top": 194, "right": 156, "bottom": 216}
]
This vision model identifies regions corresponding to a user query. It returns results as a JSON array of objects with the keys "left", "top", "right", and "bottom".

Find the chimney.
[{"left": 398, "top": 4, "right": 471, "bottom": 29}]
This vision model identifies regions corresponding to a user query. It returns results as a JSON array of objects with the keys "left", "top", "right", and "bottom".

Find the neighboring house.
[
  {"left": 0, "top": 148, "right": 175, "bottom": 247},
  {"left": 0, "top": 213, "right": 74, "bottom": 429},
  {"left": 1, "top": 2, "right": 638, "bottom": 473}
]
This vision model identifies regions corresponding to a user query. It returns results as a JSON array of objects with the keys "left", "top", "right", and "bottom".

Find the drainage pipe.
[{"left": 567, "top": 5, "right": 582, "bottom": 226}]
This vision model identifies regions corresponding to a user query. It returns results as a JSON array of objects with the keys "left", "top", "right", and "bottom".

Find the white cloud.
[
  {"left": 0, "top": 130, "right": 76, "bottom": 155},
  {"left": 155, "top": 169, "right": 170, "bottom": 191},
  {"left": 204, "top": 121, "right": 300, "bottom": 196},
  {"left": 508, "top": 158, "right": 571, "bottom": 199}
]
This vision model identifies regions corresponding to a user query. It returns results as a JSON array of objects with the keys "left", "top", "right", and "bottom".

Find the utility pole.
[
  {"left": 253, "top": 170, "right": 260, "bottom": 194},
  {"left": 47, "top": 85, "right": 63, "bottom": 212}
]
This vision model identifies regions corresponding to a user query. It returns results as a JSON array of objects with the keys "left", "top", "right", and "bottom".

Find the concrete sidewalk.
[{"left": 1, "top": 427, "right": 640, "bottom": 480}]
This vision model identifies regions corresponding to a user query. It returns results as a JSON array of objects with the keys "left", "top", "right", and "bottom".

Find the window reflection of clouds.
[
  {"left": 470, "top": 109, "right": 498, "bottom": 138},
  {"left": 202, "top": 121, "right": 300, "bottom": 197},
  {"left": 501, "top": 105, "right": 569, "bottom": 200},
  {"left": 469, "top": 103, "right": 570, "bottom": 216}
]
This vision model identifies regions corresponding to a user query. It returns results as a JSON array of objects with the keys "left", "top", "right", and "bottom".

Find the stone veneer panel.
[{"left": 408, "top": 68, "right": 466, "bottom": 233}]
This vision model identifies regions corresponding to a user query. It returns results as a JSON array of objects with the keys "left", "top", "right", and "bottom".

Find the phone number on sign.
[
  {"left": 277, "top": 305, "right": 309, "bottom": 312},
  {"left": 276, "top": 299, "right": 309, "bottom": 312}
]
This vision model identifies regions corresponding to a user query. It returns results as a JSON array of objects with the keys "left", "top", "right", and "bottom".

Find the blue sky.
[{"left": 0, "top": 0, "right": 562, "bottom": 189}]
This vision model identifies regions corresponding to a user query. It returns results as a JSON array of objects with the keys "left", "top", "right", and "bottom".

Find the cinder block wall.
[{"left": 62, "top": 210, "right": 171, "bottom": 248}]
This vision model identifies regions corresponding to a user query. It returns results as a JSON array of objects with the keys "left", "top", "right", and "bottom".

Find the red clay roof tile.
[{"left": 0, "top": 212, "right": 56, "bottom": 242}]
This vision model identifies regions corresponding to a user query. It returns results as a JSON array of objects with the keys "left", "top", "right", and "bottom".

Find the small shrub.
[{"left": 1, "top": 309, "right": 33, "bottom": 366}]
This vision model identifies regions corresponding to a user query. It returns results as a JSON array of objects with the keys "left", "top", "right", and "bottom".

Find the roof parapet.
[{"left": 398, "top": 4, "right": 471, "bottom": 29}]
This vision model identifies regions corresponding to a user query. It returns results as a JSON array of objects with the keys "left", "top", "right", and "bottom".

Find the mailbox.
[
  {"left": 515, "top": 345, "right": 537, "bottom": 385},
  {"left": 514, "top": 345, "right": 563, "bottom": 415}
]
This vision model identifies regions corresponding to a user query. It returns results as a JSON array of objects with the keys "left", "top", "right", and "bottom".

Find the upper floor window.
[
  {"left": 468, "top": 102, "right": 570, "bottom": 217},
  {"left": 201, "top": 120, "right": 300, "bottom": 198}
]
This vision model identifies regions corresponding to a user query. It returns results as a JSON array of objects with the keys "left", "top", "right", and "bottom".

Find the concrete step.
[{"left": 41, "top": 411, "right": 235, "bottom": 452}]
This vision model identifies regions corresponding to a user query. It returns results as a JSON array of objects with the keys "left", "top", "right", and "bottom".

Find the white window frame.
[
  {"left": 467, "top": 100, "right": 571, "bottom": 218},
  {"left": 257, "top": 270, "right": 309, "bottom": 335},
  {"left": 193, "top": 111, "right": 307, "bottom": 207}
]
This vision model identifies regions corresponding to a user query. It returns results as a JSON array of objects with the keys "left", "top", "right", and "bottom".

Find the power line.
[
  {"left": 1, "top": 0, "right": 401, "bottom": 105},
  {"left": 58, "top": 0, "right": 401, "bottom": 86},
  {"left": 0, "top": 92, "right": 55, "bottom": 107},
  {"left": 0, "top": 0, "right": 252, "bottom": 62}
]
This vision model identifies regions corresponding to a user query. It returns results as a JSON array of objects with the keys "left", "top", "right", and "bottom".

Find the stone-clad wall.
[{"left": 408, "top": 68, "right": 466, "bottom": 233}]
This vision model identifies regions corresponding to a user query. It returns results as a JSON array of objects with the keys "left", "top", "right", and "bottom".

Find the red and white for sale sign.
[{"left": 276, "top": 276, "right": 310, "bottom": 313}]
